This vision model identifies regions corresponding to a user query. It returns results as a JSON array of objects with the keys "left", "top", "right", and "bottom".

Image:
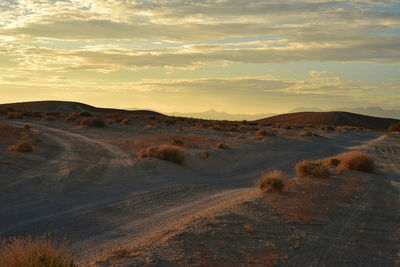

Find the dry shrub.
[
  {"left": 338, "top": 151, "right": 374, "bottom": 173},
  {"left": 257, "top": 170, "right": 286, "bottom": 193},
  {"left": 318, "top": 157, "right": 340, "bottom": 167},
  {"left": 120, "top": 117, "right": 130, "bottom": 125},
  {"left": 295, "top": 160, "right": 330, "bottom": 178},
  {"left": 171, "top": 138, "right": 184, "bottom": 146},
  {"left": 110, "top": 248, "right": 130, "bottom": 258},
  {"left": 9, "top": 141, "right": 34, "bottom": 153},
  {"left": 145, "top": 124, "right": 153, "bottom": 130},
  {"left": 299, "top": 128, "right": 312, "bottom": 136},
  {"left": 7, "top": 112, "right": 24, "bottom": 119},
  {"left": 64, "top": 115, "right": 79, "bottom": 123},
  {"left": 0, "top": 235, "right": 76, "bottom": 267},
  {"left": 0, "top": 123, "right": 29, "bottom": 138},
  {"left": 244, "top": 224, "right": 256, "bottom": 234},
  {"left": 138, "top": 145, "right": 186, "bottom": 165},
  {"left": 201, "top": 150, "right": 210, "bottom": 159},
  {"left": 209, "top": 124, "right": 221, "bottom": 131},
  {"left": 80, "top": 117, "right": 105, "bottom": 127},
  {"left": 256, "top": 129, "right": 268, "bottom": 136},
  {"left": 216, "top": 143, "right": 228, "bottom": 149},
  {"left": 388, "top": 122, "right": 400, "bottom": 132}
]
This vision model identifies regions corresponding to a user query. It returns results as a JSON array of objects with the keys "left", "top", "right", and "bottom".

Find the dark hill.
[
  {"left": 256, "top": 111, "right": 399, "bottom": 131},
  {"left": 0, "top": 101, "right": 163, "bottom": 116}
]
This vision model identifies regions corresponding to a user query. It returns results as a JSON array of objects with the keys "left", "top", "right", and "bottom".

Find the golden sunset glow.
[{"left": 1, "top": 0, "right": 399, "bottom": 116}]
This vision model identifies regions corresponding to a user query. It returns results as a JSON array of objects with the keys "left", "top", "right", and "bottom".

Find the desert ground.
[{"left": 0, "top": 109, "right": 399, "bottom": 266}]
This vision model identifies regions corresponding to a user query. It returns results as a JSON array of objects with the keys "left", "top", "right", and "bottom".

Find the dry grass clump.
[
  {"left": 80, "top": 117, "right": 105, "bottom": 127},
  {"left": 388, "top": 122, "right": 400, "bottom": 132},
  {"left": 7, "top": 112, "right": 24, "bottom": 119},
  {"left": 257, "top": 170, "right": 286, "bottom": 193},
  {"left": 338, "top": 151, "right": 374, "bottom": 173},
  {"left": 0, "top": 235, "right": 76, "bottom": 267},
  {"left": 144, "top": 124, "right": 154, "bottom": 130},
  {"left": 299, "top": 128, "right": 321, "bottom": 137},
  {"left": 318, "top": 157, "right": 340, "bottom": 167},
  {"left": 110, "top": 248, "right": 130, "bottom": 258},
  {"left": 9, "top": 141, "right": 34, "bottom": 153},
  {"left": 255, "top": 129, "right": 268, "bottom": 136},
  {"left": 243, "top": 224, "right": 256, "bottom": 234},
  {"left": 138, "top": 145, "right": 186, "bottom": 165},
  {"left": 63, "top": 115, "right": 79, "bottom": 123},
  {"left": 216, "top": 143, "right": 228, "bottom": 149},
  {"left": 0, "top": 123, "right": 29, "bottom": 138},
  {"left": 201, "top": 150, "right": 210, "bottom": 159},
  {"left": 120, "top": 117, "right": 130, "bottom": 125},
  {"left": 295, "top": 160, "right": 330, "bottom": 178},
  {"left": 171, "top": 138, "right": 184, "bottom": 146}
]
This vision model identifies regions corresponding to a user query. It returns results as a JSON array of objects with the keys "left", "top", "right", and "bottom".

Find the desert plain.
[{"left": 0, "top": 102, "right": 399, "bottom": 266}]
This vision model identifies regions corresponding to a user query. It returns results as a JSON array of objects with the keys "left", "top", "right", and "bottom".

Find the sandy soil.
[{"left": 0, "top": 116, "right": 398, "bottom": 266}]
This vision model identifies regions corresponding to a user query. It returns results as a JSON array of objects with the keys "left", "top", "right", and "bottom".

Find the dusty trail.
[
  {"left": 284, "top": 134, "right": 400, "bottom": 266},
  {"left": 1, "top": 120, "right": 396, "bottom": 266}
]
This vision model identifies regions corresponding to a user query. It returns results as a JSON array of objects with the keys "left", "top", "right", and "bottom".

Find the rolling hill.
[
  {"left": 257, "top": 111, "right": 399, "bottom": 130},
  {"left": 0, "top": 101, "right": 163, "bottom": 116}
]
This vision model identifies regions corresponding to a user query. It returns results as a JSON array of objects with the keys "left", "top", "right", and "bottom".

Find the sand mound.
[{"left": 257, "top": 111, "right": 399, "bottom": 130}]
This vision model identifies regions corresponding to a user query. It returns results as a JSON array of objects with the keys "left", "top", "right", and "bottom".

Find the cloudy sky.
[{"left": 0, "top": 0, "right": 399, "bottom": 114}]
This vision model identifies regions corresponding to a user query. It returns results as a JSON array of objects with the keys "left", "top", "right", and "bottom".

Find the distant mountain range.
[
  {"left": 1, "top": 101, "right": 399, "bottom": 121},
  {"left": 289, "top": 107, "right": 400, "bottom": 120},
  {"left": 168, "top": 110, "right": 276, "bottom": 121}
]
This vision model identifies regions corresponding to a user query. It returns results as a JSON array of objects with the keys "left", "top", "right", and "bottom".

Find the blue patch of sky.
[
  {"left": 0, "top": 0, "right": 16, "bottom": 10},
  {"left": 379, "top": 28, "right": 400, "bottom": 38},
  {"left": 367, "top": 2, "right": 400, "bottom": 13},
  {"left": 219, "top": 44, "right": 263, "bottom": 49},
  {"left": 262, "top": 62, "right": 400, "bottom": 87},
  {"left": 23, "top": 39, "right": 184, "bottom": 50},
  {"left": 193, "top": 35, "right": 281, "bottom": 45}
]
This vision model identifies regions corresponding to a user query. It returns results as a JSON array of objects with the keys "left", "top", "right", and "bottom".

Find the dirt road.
[{"left": 1, "top": 120, "right": 398, "bottom": 266}]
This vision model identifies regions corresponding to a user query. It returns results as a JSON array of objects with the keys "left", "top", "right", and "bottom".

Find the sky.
[{"left": 0, "top": 0, "right": 399, "bottom": 115}]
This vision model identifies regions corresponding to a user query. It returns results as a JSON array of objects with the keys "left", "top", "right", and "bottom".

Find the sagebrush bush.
[
  {"left": 201, "top": 150, "right": 210, "bottom": 159},
  {"left": 7, "top": 112, "right": 24, "bottom": 119},
  {"left": 318, "top": 157, "right": 340, "bottom": 167},
  {"left": 295, "top": 160, "right": 330, "bottom": 178},
  {"left": 120, "top": 117, "right": 130, "bottom": 125},
  {"left": 338, "top": 151, "right": 374, "bottom": 173},
  {"left": 80, "top": 118, "right": 105, "bottom": 127},
  {"left": 257, "top": 170, "right": 285, "bottom": 193},
  {"left": 138, "top": 145, "right": 186, "bottom": 164},
  {"left": 171, "top": 138, "right": 184, "bottom": 146},
  {"left": 144, "top": 124, "right": 153, "bottom": 130},
  {"left": 256, "top": 129, "right": 268, "bottom": 136},
  {"left": 216, "top": 143, "right": 228, "bottom": 149},
  {"left": 388, "top": 122, "right": 400, "bottom": 132},
  {"left": 0, "top": 235, "right": 76, "bottom": 267},
  {"left": 0, "top": 123, "right": 29, "bottom": 138},
  {"left": 9, "top": 141, "right": 34, "bottom": 153}
]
